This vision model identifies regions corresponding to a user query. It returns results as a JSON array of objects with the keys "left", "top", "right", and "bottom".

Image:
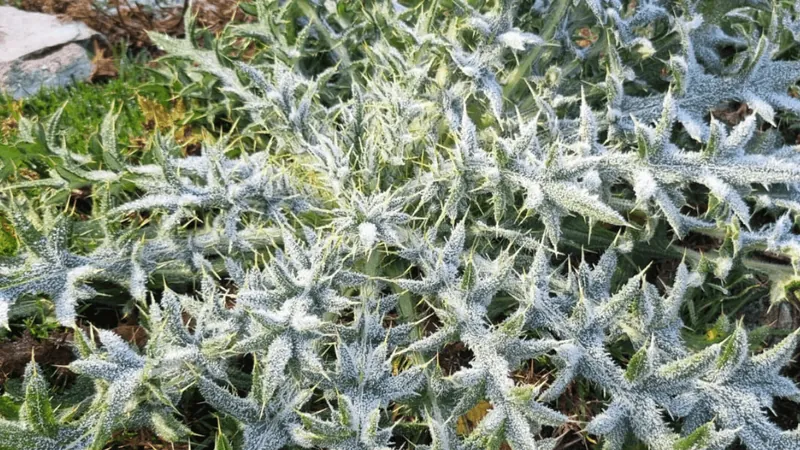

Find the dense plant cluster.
[{"left": 2, "top": 0, "right": 800, "bottom": 449}]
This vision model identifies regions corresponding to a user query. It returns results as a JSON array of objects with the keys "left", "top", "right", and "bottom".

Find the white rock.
[{"left": 0, "top": 6, "right": 101, "bottom": 99}]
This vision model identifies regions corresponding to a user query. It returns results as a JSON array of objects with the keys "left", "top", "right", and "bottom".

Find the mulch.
[{"left": 12, "top": 0, "right": 246, "bottom": 49}]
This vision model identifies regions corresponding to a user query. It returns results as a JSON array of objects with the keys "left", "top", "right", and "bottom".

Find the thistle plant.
[{"left": 2, "top": 0, "right": 800, "bottom": 449}]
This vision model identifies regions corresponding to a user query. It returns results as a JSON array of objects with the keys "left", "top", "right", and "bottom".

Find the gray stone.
[
  {"left": 0, "top": 6, "right": 101, "bottom": 99},
  {"left": 96, "top": 0, "right": 184, "bottom": 18}
]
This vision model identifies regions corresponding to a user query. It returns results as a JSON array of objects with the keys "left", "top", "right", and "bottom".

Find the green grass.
[
  {"left": 1, "top": 46, "right": 173, "bottom": 158},
  {"left": 0, "top": 216, "right": 16, "bottom": 256},
  {"left": 0, "top": 46, "right": 178, "bottom": 255}
]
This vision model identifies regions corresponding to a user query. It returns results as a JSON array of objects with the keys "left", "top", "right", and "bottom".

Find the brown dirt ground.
[{"left": 12, "top": 0, "right": 246, "bottom": 48}]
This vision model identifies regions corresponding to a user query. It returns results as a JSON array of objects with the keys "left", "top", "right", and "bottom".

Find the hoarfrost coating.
[{"left": 2, "top": 1, "right": 800, "bottom": 449}]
